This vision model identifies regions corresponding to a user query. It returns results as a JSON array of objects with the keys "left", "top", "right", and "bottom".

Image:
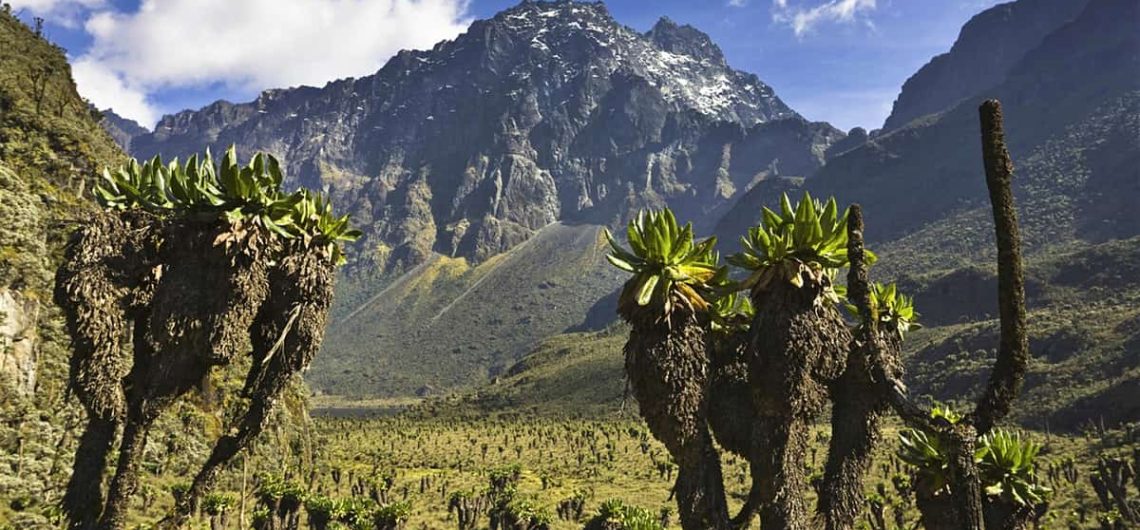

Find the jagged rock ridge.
[
  {"left": 129, "top": 0, "right": 840, "bottom": 275},
  {"left": 99, "top": 109, "right": 149, "bottom": 153}
]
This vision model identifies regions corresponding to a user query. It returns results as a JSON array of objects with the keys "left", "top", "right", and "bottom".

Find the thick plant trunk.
[
  {"left": 98, "top": 406, "right": 151, "bottom": 530},
  {"left": 624, "top": 313, "right": 730, "bottom": 530},
  {"left": 708, "top": 330, "right": 754, "bottom": 458},
  {"left": 673, "top": 436, "right": 730, "bottom": 530},
  {"left": 752, "top": 414, "right": 811, "bottom": 530},
  {"left": 169, "top": 248, "right": 334, "bottom": 526},
  {"left": 747, "top": 277, "right": 850, "bottom": 530},
  {"left": 55, "top": 212, "right": 157, "bottom": 530},
  {"left": 972, "top": 99, "right": 1029, "bottom": 435},
  {"left": 63, "top": 416, "right": 117, "bottom": 530},
  {"left": 818, "top": 340, "right": 894, "bottom": 530},
  {"left": 946, "top": 424, "right": 985, "bottom": 530}
]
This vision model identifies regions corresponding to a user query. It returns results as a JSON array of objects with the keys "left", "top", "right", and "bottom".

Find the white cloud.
[
  {"left": 772, "top": 0, "right": 876, "bottom": 37},
  {"left": 727, "top": 0, "right": 748, "bottom": 7},
  {"left": 71, "top": 58, "right": 159, "bottom": 126},
  {"left": 70, "top": 0, "right": 472, "bottom": 126},
  {"left": 8, "top": 0, "right": 104, "bottom": 27}
]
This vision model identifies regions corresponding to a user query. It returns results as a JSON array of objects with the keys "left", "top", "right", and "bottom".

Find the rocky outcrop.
[
  {"left": 0, "top": 162, "right": 47, "bottom": 397},
  {"left": 99, "top": 109, "right": 149, "bottom": 153},
  {"left": 129, "top": 1, "right": 839, "bottom": 275},
  {"left": 0, "top": 287, "right": 38, "bottom": 395}
]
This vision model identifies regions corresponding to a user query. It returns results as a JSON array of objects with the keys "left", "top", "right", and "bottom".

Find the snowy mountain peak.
[{"left": 476, "top": 0, "right": 791, "bottom": 124}]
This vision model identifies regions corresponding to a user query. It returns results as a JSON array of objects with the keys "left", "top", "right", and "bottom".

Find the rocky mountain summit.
[
  {"left": 128, "top": 0, "right": 842, "bottom": 275},
  {"left": 98, "top": 109, "right": 148, "bottom": 153}
]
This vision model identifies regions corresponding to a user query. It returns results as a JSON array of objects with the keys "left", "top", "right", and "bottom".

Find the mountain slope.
[
  {"left": 125, "top": 0, "right": 848, "bottom": 398},
  {"left": 717, "top": 0, "right": 1139, "bottom": 254},
  {"left": 129, "top": 1, "right": 836, "bottom": 273},
  {"left": 312, "top": 222, "right": 625, "bottom": 396},
  {"left": 0, "top": 7, "right": 122, "bottom": 398},
  {"left": 882, "top": 0, "right": 1090, "bottom": 131},
  {"left": 0, "top": 9, "right": 121, "bottom": 526},
  {"left": 462, "top": 0, "right": 1140, "bottom": 430}
]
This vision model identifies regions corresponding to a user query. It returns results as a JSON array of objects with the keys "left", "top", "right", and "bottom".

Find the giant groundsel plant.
[
  {"left": 728, "top": 192, "right": 873, "bottom": 297},
  {"left": 603, "top": 100, "right": 1040, "bottom": 530},
  {"left": 56, "top": 147, "right": 358, "bottom": 530}
]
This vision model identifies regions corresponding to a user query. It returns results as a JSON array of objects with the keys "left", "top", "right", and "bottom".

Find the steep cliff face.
[
  {"left": 98, "top": 109, "right": 148, "bottom": 153},
  {"left": 0, "top": 287, "right": 38, "bottom": 395},
  {"left": 130, "top": 1, "right": 840, "bottom": 275},
  {"left": 881, "top": 0, "right": 1090, "bottom": 132},
  {"left": 0, "top": 7, "right": 122, "bottom": 402}
]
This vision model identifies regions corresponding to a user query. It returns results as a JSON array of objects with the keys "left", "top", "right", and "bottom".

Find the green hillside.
[
  {"left": 427, "top": 237, "right": 1140, "bottom": 430},
  {"left": 0, "top": 11, "right": 311, "bottom": 528},
  {"left": 0, "top": 8, "right": 123, "bottom": 526},
  {"left": 311, "top": 222, "right": 627, "bottom": 397}
]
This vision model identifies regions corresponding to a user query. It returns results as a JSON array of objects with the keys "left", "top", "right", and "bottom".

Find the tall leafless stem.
[{"left": 971, "top": 99, "right": 1029, "bottom": 435}]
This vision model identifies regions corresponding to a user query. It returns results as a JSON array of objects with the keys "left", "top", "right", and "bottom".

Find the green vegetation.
[
  {"left": 602, "top": 209, "right": 721, "bottom": 318},
  {"left": 728, "top": 192, "right": 867, "bottom": 295},
  {"left": 587, "top": 499, "right": 664, "bottom": 530},
  {"left": 6, "top": 415, "right": 1126, "bottom": 529},
  {"left": 847, "top": 282, "right": 921, "bottom": 336},
  {"left": 587, "top": 102, "right": 1047, "bottom": 530},
  {"left": 897, "top": 406, "right": 1052, "bottom": 508},
  {"left": 1, "top": 8, "right": 125, "bottom": 529},
  {"left": 54, "top": 147, "right": 357, "bottom": 529},
  {"left": 0, "top": 6, "right": 120, "bottom": 190},
  {"left": 94, "top": 147, "right": 360, "bottom": 265}
]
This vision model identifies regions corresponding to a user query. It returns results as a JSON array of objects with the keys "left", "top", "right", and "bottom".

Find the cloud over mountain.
[{"left": 68, "top": 0, "right": 472, "bottom": 125}]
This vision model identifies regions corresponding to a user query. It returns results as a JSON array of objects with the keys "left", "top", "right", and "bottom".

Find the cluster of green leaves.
[
  {"left": 844, "top": 282, "right": 921, "bottom": 336},
  {"left": 201, "top": 492, "right": 236, "bottom": 515},
  {"left": 169, "top": 482, "right": 191, "bottom": 503},
  {"left": 372, "top": 500, "right": 412, "bottom": 526},
  {"left": 93, "top": 146, "right": 360, "bottom": 265},
  {"left": 728, "top": 192, "right": 872, "bottom": 295},
  {"left": 604, "top": 209, "right": 724, "bottom": 320},
  {"left": 603, "top": 195, "right": 907, "bottom": 330},
  {"left": 297, "top": 490, "right": 411, "bottom": 529},
  {"left": 897, "top": 406, "right": 1050, "bottom": 507},
  {"left": 500, "top": 496, "right": 553, "bottom": 527},
  {"left": 977, "top": 430, "right": 1051, "bottom": 506},
  {"left": 710, "top": 290, "right": 755, "bottom": 333},
  {"left": 254, "top": 473, "right": 307, "bottom": 505},
  {"left": 593, "top": 499, "right": 664, "bottom": 530}
]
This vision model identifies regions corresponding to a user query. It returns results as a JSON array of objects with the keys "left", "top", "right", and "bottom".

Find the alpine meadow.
[{"left": 0, "top": 1, "right": 1137, "bottom": 530}]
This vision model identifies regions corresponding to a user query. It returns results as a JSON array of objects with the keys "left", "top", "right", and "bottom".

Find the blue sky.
[{"left": 12, "top": 0, "right": 1003, "bottom": 131}]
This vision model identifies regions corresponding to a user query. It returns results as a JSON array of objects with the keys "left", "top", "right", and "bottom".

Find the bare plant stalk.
[{"left": 971, "top": 99, "right": 1029, "bottom": 435}]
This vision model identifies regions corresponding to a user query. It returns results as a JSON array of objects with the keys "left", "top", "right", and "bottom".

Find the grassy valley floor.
[{"left": 38, "top": 415, "right": 1134, "bottom": 530}]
